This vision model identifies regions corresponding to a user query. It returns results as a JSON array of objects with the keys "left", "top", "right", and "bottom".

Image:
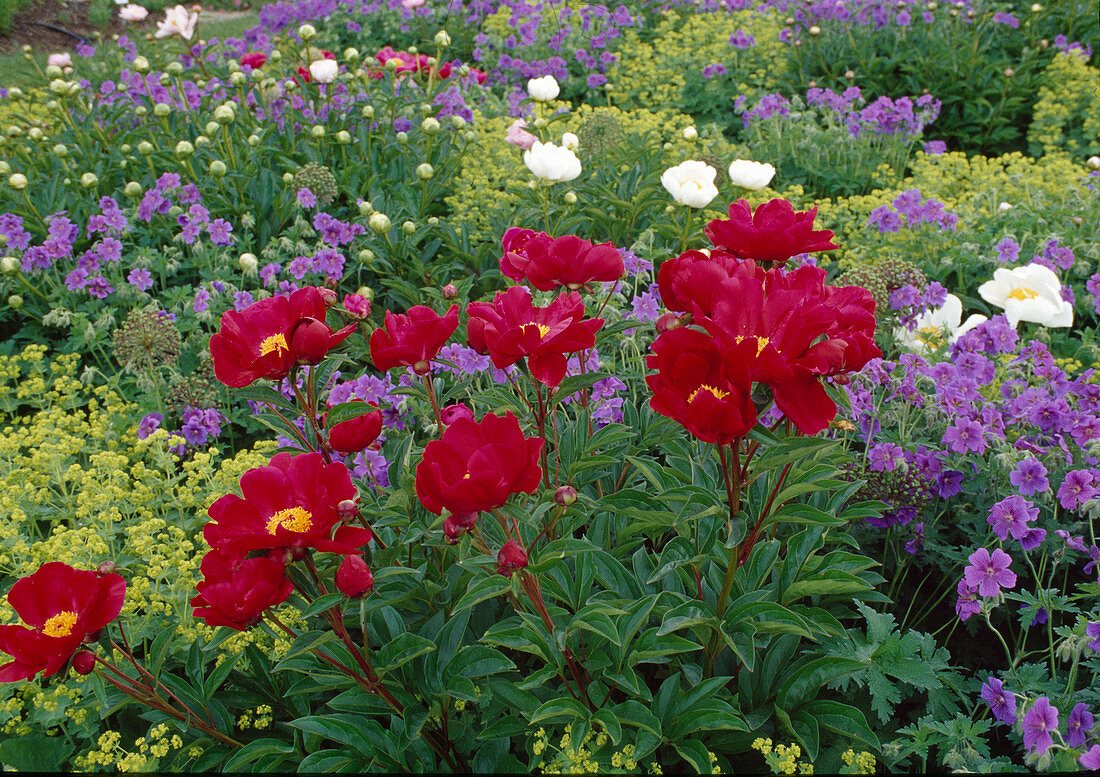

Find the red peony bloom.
[
  {"left": 0, "top": 562, "right": 126, "bottom": 682},
  {"left": 416, "top": 411, "right": 543, "bottom": 516},
  {"left": 372, "top": 46, "right": 449, "bottom": 79},
  {"left": 656, "top": 248, "right": 764, "bottom": 316},
  {"left": 335, "top": 554, "right": 374, "bottom": 598},
  {"left": 326, "top": 401, "right": 383, "bottom": 454},
  {"left": 203, "top": 452, "right": 371, "bottom": 556},
  {"left": 466, "top": 287, "right": 604, "bottom": 387},
  {"left": 370, "top": 304, "right": 460, "bottom": 375},
  {"left": 190, "top": 549, "right": 292, "bottom": 631},
  {"left": 210, "top": 287, "right": 356, "bottom": 388},
  {"left": 699, "top": 266, "right": 880, "bottom": 435},
  {"left": 645, "top": 327, "right": 758, "bottom": 445},
  {"left": 705, "top": 198, "right": 838, "bottom": 264},
  {"left": 499, "top": 228, "right": 624, "bottom": 291},
  {"left": 241, "top": 51, "right": 267, "bottom": 69}
]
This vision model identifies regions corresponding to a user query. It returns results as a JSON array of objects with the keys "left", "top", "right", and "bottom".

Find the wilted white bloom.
[
  {"left": 661, "top": 160, "right": 718, "bottom": 208},
  {"left": 727, "top": 159, "right": 776, "bottom": 190},
  {"left": 155, "top": 5, "right": 198, "bottom": 40},
  {"left": 523, "top": 140, "right": 582, "bottom": 183},
  {"left": 978, "top": 264, "right": 1073, "bottom": 328},
  {"left": 527, "top": 75, "right": 560, "bottom": 101},
  {"left": 309, "top": 59, "right": 338, "bottom": 84},
  {"left": 119, "top": 3, "right": 148, "bottom": 20},
  {"left": 895, "top": 294, "right": 987, "bottom": 354}
]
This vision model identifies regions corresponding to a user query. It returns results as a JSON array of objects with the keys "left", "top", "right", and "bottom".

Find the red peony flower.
[
  {"left": 415, "top": 411, "right": 543, "bottom": 516},
  {"left": 645, "top": 327, "right": 759, "bottom": 445},
  {"left": 241, "top": 51, "right": 267, "bottom": 69},
  {"left": 190, "top": 549, "right": 292, "bottom": 631},
  {"left": 656, "top": 248, "right": 763, "bottom": 316},
  {"left": 705, "top": 198, "right": 838, "bottom": 264},
  {"left": 499, "top": 228, "right": 624, "bottom": 291},
  {"left": 699, "top": 266, "right": 880, "bottom": 435},
  {"left": 372, "top": 46, "right": 446, "bottom": 79},
  {"left": 466, "top": 287, "right": 604, "bottom": 387},
  {"left": 203, "top": 452, "right": 371, "bottom": 556},
  {"left": 370, "top": 304, "right": 460, "bottom": 375},
  {"left": 0, "top": 562, "right": 126, "bottom": 683},
  {"left": 325, "top": 401, "right": 383, "bottom": 454},
  {"left": 335, "top": 554, "right": 374, "bottom": 598},
  {"left": 210, "top": 287, "right": 356, "bottom": 388}
]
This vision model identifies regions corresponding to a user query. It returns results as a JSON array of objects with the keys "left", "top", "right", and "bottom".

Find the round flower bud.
[
  {"left": 682, "top": 125, "right": 698, "bottom": 140},
  {"left": 133, "top": 106, "right": 147, "bottom": 117},
  {"left": 80, "top": 172, "right": 98, "bottom": 189},
  {"left": 209, "top": 160, "right": 227, "bottom": 178},
  {"left": 193, "top": 135, "right": 209, "bottom": 147},
  {"left": 204, "top": 121, "right": 219, "bottom": 135},
  {"left": 228, "top": 70, "right": 245, "bottom": 87},
  {"left": 1003, "top": 68, "right": 1014, "bottom": 77},
  {"left": 385, "top": 58, "right": 399, "bottom": 71},
  {"left": 96, "top": 561, "right": 117, "bottom": 576},
  {"left": 1, "top": 257, "right": 20, "bottom": 274},
  {"left": 167, "top": 61, "right": 184, "bottom": 76},
  {"left": 298, "top": 23, "right": 317, "bottom": 40},
  {"left": 554, "top": 485, "right": 578, "bottom": 506},
  {"left": 239, "top": 252, "right": 258, "bottom": 273},
  {"left": 533, "top": 117, "right": 548, "bottom": 129},
  {"left": 1073, "top": 216, "right": 1083, "bottom": 226},
  {"left": 310, "top": 125, "right": 326, "bottom": 138},
  {"left": 369, "top": 213, "right": 391, "bottom": 234},
  {"left": 72, "top": 650, "right": 96, "bottom": 675},
  {"left": 844, "top": 69, "right": 856, "bottom": 79},
  {"left": 133, "top": 56, "right": 150, "bottom": 72},
  {"left": 1030, "top": 3, "right": 1042, "bottom": 10},
  {"left": 214, "top": 104, "right": 235, "bottom": 124},
  {"left": 1039, "top": 38, "right": 1049, "bottom": 49},
  {"left": 361, "top": 105, "right": 375, "bottom": 119},
  {"left": 137, "top": 141, "right": 154, "bottom": 155},
  {"left": 1088, "top": 156, "right": 1100, "bottom": 170},
  {"left": 8, "top": 173, "right": 28, "bottom": 190},
  {"left": 449, "top": 117, "right": 467, "bottom": 131},
  {"left": 563, "top": 191, "right": 577, "bottom": 204},
  {"left": 358, "top": 200, "right": 373, "bottom": 216},
  {"left": 358, "top": 249, "right": 374, "bottom": 264},
  {"left": 395, "top": 131, "right": 408, "bottom": 144},
  {"left": 438, "top": 283, "right": 458, "bottom": 300},
  {"left": 8, "top": 294, "right": 23, "bottom": 309},
  {"left": 656, "top": 312, "right": 683, "bottom": 333},
  {"left": 427, "top": 216, "right": 439, "bottom": 225},
  {"left": 336, "top": 499, "right": 359, "bottom": 520},
  {"left": 809, "top": 25, "right": 821, "bottom": 35},
  {"left": 463, "top": 130, "right": 475, "bottom": 141},
  {"left": 336, "top": 554, "right": 374, "bottom": 598},
  {"left": 401, "top": 220, "right": 416, "bottom": 235},
  {"left": 421, "top": 117, "right": 441, "bottom": 135},
  {"left": 174, "top": 140, "right": 194, "bottom": 158},
  {"left": 153, "top": 102, "right": 172, "bottom": 118},
  {"left": 434, "top": 30, "right": 451, "bottom": 47},
  {"left": 497, "top": 540, "right": 528, "bottom": 576},
  {"left": 356, "top": 286, "right": 374, "bottom": 301},
  {"left": 7, "top": 87, "right": 23, "bottom": 101},
  {"left": 329, "top": 130, "right": 348, "bottom": 145},
  {"left": 26, "top": 127, "right": 43, "bottom": 141},
  {"left": 45, "top": 65, "right": 62, "bottom": 79},
  {"left": 416, "top": 163, "right": 435, "bottom": 180},
  {"left": 343, "top": 47, "right": 360, "bottom": 61},
  {"left": 124, "top": 181, "right": 143, "bottom": 198},
  {"left": 248, "top": 134, "right": 261, "bottom": 147},
  {"left": 282, "top": 172, "right": 295, "bottom": 184}
]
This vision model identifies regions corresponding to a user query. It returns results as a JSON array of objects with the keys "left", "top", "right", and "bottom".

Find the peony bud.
[
  {"left": 497, "top": 540, "right": 528, "bottom": 576},
  {"left": 72, "top": 650, "right": 97, "bottom": 675},
  {"left": 336, "top": 499, "right": 359, "bottom": 520},
  {"left": 1087, "top": 156, "right": 1100, "bottom": 170},
  {"left": 209, "top": 160, "right": 227, "bottom": 178},
  {"left": 441, "top": 283, "right": 458, "bottom": 299},
  {"left": 563, "top": 191, "right": 577, "bottom": 205},
  {"left": 336, "top": 554, "right": 374, "bottom": 597},
  {"left": 8, "top": 294, "right": 23, "bottom": 309},
  {"left": 342, "top": 293, "right": 371, "bottom": 318},
  {"left": 656, "top": 312, "right": 683, "bottom": 333},
  {"left": 402, "top": 220, "right": 416, "bottom": 235},
  {"left": 440, "top": 403, "right": 474, "bottom": 425},
  {"left": 336, "top": 130, "right": 351, "bottom": 144},
  {"left": 554, "top": 485, "right": 578, "bottom": 506},
  {"left": 8, "top": 173, "right": 28, "bottom": 190},
  {"left": 124, "top": 181, "right": 143, "bottom": 198},
  {"left": 175, "top": 140, "right": 194, "bottom": 158},
  {"left": 421, "top": 117, "right": 441, "bottom": 135},
  {"left": 288, "top": 317, "right": 334, "bottom": 364},
  {"left": 80, "top": 173, "right": 98, "bottom": 189},
  {"left": 318, "top": 287, "right": 338, "bottom": 308},
  {"left": 298, "top": 23, "right": 317, "bottom": 40},
  {"left": 369, "top": 213, "right": 391, "bottom": 234},
  {"left": 97, "top": 561, "right": 117, "bottom": 576},
  {"left": 0, "top": 257, "right": 20, "bottom": 275},
  {"left": 239, "top": 252, "right": 258, "bottom": 273},
  {"left": 416, "top": 163, "right": 435, "bottom": 180},
  {"left": 682, "top": 125, "right": 698, "bottom": 140},
  {"left": 434, "top": 29, "right": 451, "bottom": 47},
  {"left": 328, "top": 403, "right": 382, "bottom": 453}
]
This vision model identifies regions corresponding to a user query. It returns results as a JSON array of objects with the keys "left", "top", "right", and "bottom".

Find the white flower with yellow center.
[
  {"left": 155, "top": 4, "right": 198, "bottom": 40},
  {"left": 661, "top": 160, "right": 718, "bottom": 208},
  {"left": 978, "top": 264, "right": 1073, "bottom": 328},
  {"left": 895, "top": 294, "right": 987, "bottom": 354}
]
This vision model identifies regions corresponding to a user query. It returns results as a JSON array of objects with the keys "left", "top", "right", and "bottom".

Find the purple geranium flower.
[
  {"left": 1057, "top": 470, "right": 1095, "bottom": 510},
  {"left": 1082, "top": 746, "right": 1100, "bottom": 770},
  {"left": 964, "top": 547, "right": 1016, "bottom": 597},
  {"left": 987, "top": 495, "right": 1039, "bottom": 543},
  {"left": 980, "top": 677, "right": 1016, "bottom": 725},
  {"left": 1021, "top": 697, "right": 1058, "bottom": 755},
  {"left": 955, "top": 579, "right": 981, "bottom": 621},
  {"left": 1066, "top": 703, "right": 1094, "bottom": 748},
  {"left": 1010, "top": 458, "right": 1049, "bottom": 496},
  {"left": 942, "top": 417, "right": 987, "bottom": 455},
  {"left": 127, "top": 268, "right": 154, "bottom": 292}
]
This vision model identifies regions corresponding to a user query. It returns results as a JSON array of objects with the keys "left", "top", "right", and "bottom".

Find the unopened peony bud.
[
  {"left": 80, "top": 173, "right": 98, "bottom": 189},
  {"left": 133, "top": 56, "right": 150, "bottom": 72},
  {"left": 310, "top": 124, "right": 326, "bottom": 138},
  {"left": 682, "top": 125, "right": 698, "bottom": 140},
  {"left": 554, "top": 485, "right": 578, "bottom": 506},
  {"left": 1, "top": 257, "right": 20, "bottom": 274},
  {"left": 8, "top": 294, "right": 23, "bottom": 309},
  {"left": 205, "top": 121, "right": 220, "bottom": 135},
  {"left": 809, "top": 25, "right": 821, "bottom": 35},
  {"left": 288, "top": 318, "right": 332, "bottom": 364},
  {"left": 124, "top": 181, "right": 143, "bottom": 198},
  {"left": 72, "top": 650, "right": 96, "bottom": 675},
  {"left": 209, "top": 160, "right": 227, "bottom": 178},
  {"left": 175, "top": 140, "right": 194, "bottom": 158},
  {"left": 336, "top": 130, "right": 351, "bottom": 144},
  {"left": 402, "top": 221, "right": 416, "bottom": 235},
  {"left": 282, "top": 172, "right": 295, "bottom": 183},
  {"left": 1087, "top": 156, "right": 1100, "bottom": 170},
  {"left": 1003, "top": 68, "right": 1014, "bottom": 77},
  {"left": 564, "top": 191, "right": 577, "bottom": 204},
  {"left": 343, "top": 293, "right": 370, "bottom": 318},
  {"left": 52, "top": 143, "right": 68, "bottom": 157},
  {"left": 138, "top": 141, "right": 154, "bottom": 155},
  {"left": 441, "top": 283, "right": 458, "bottom": 299},
  {"left": 357, "top": 286, "right": 375, "bottom": 301},
  {"left": 298, "top": 23, "right": 317, "bottom": 40},
  {"left": 395, "top": 131, "right": 408, "bottom": 144},
  {"left": 8, "top": 173, "right": 27, "bottom": 190},
  {"left": 248, "top": 134, "right": 261, "bottom": 147},
  {"left": 434, "top": 30, "right": 451, "bottom": 47},
  {"left": 497, "top": 540, "right": 528, "bottom": 576},
  {"left": 416, "top": 163, "right": 435, "bottom": 180},
  {"left": 336, "top": 554, "right": 374, "bottom": 597},
  {"left": 844, "top": 70, "right": 856, "bottom": 79},
  {"left": 230, "top": 71, "right": 246, "bottom": 87},
  {"left": 656, "top": 312, "right": 683, "bottom": 333},
  {"left": 369, "top": 213, "right": 391, "bottom": 234},
  {"left": 239, "top": 252, "right": 258, "bottom": 273},
  {"left": 337, "top": 499, "right": 359, "bottom": 520},
  {"left": 440, "top": 403, "right": 473, "bottom": 425}
]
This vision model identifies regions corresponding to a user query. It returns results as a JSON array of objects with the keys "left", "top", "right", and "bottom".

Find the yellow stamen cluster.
[
  {"left": 266, "top": 506, "right": 313, "bottom": 534},
  {"left": 1005, "top": 286, "right": 1039, "bottom": 301},
  {"left": 258, "top": 333, "right": 289, "bottom": 357},
  {"left": 688, "top": 384, "right": 730, "bottom": 403},
  {"left": 42, "top": 610, "right": 78, "bottom": 638}
]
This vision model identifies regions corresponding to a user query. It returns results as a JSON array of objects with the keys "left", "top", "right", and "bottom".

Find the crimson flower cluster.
[
  {"left": 649, "top": 198, "right": 879, "bottom": 438},
  {"left": 499, "top": 228, "right": 624, "bottom": 291},
  {"left": 193, "top": 452, "right": 372, "bottom": 630},
  {"left": 0, "top": 563, "right": 125, "bottom": 682}
]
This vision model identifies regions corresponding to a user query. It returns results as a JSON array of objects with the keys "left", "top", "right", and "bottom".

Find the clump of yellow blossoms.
[
  {"left": 530, "top": 725, "right": 652, "bottom": 774},
  {"left": 840, "top": 748, "right": 877, "bottom": 775},
  {"left": 752, "top": 738, "right": 814, "bottom": 775}
]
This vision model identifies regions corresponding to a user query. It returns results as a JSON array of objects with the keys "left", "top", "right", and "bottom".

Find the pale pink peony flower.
[{"left": 505, "top": 119, "right": 537, "bottom": 150}]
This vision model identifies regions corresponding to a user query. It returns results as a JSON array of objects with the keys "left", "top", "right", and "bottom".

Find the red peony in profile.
[
  {"left": 325, "top": 401, "right": 383, "bottom": 454},
  {"left": 369, "top": 304, "right": 460, "bottom": 375},
  {"left": 203, "top": 452, "right": 371, "bottom": 556},
  {"left": 705, "top": 198, "right": 838, "bottom": 264},
  {"left": 210, "top": 287, "right": 355, "bottom": 388},
  {"left": 0, "top": 562, "right": 126, "bottom": 682},
  {"left": 190, "top": 549, "right": 293, "bottom": 631},
  {"left": 499, "top": 228, "right": 624, "bottom": 292},
  {"left": 415, "top": 411, "right": 543, "bottom": 516},
  {"left": 466, "top": 287, "right": 604, "bottom": 387},
  {"left": 645, "top": 327, "right": 759, "bottom": 445}
]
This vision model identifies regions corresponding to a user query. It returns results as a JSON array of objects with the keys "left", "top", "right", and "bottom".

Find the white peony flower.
[
  {"left": 47, "top": 53, "right": 72, "bottom": 68},
  {"left": 727, "top": 159, "right": 776, "bottom": 190},
  {"left": 119, "top": 3, "right": 149, "bottom": 20},
  {"left": 155, "top": 4, "right": 198, "bottom": 40},
  {"left": 978, "top": 264, "right": 1073, "bottom": 328},
  {"left": 560, "top": 132, "right": 579, "bottom": 151},
  {"left": 523, "top": 140, "right": 582, "bottom": 183},
  {"left": 661, "top": 160, "right": 718, "bottom": 208},
  {"left": 309, "top": 59, "right": 339, "bottom": 84},
  {"left": 895, "top": 294, "right": 988, "bottom": 354},
  {"left": 527, "top": 75, "right": 560, "bottom": 101}
]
